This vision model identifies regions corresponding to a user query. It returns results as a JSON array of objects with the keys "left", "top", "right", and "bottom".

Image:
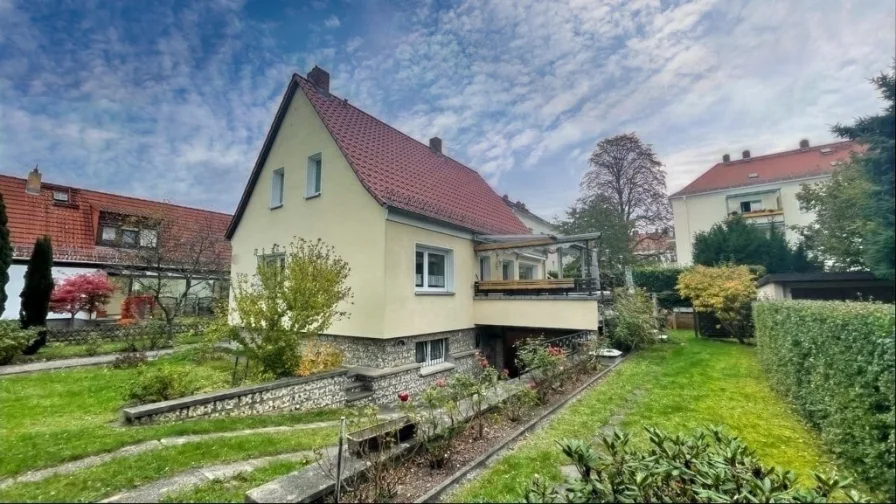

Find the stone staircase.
[{"left": 344, "top": 373, "right": 374, "bottom": 405}]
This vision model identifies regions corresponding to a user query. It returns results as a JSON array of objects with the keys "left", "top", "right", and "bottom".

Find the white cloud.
[{"left": 324, "top": 15, "right": 340, "bottom": 28}]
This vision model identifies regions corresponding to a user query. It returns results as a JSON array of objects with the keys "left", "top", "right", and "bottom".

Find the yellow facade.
[{"left": 473, "top": 297, "right": 599, "bottom": 330}]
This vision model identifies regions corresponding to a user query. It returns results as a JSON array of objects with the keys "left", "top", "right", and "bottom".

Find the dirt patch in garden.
[{"left": 366, "top": 365, "right": 612, "bottom": 503}]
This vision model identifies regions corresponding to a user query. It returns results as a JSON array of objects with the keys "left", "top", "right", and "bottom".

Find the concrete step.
[
  {"left": 345, "top": 390, "right": 375, "bottom": 404},
  {"left": 344, "top": 380, "right": 370, "bottom": 393}
]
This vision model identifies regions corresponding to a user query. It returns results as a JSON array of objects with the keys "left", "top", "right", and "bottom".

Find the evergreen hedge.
[{"left": 754, "top": 301, "right": 895, "bottom": 499}]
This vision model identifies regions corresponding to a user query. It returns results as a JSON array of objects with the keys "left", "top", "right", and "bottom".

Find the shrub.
[
  {"left": 0, "top": 321, "right": 39, "bottom": 365},
  {"left": 677, "top": 264, "right": 757, "bottom": 343},
  {"left": 501, "top": 386, "right": 539, "bottom": 423},
  {"left": 516, "top": 338, "right": 565, "bottom": 403},
  {"left": 83, "top": 331, "right": 101, "bottom": 356},
  {"left": 606, "top": 288, "right": 656, "bottom": 352},
  {"left": 754, "top": 301, "right": 896, "bottom": 500},
  {"left": 524, "top": 427, "right": 868, "bottom": 503},
  {"left": 231, "top": 238, "right": 353, "bottom": 378},
  {"left": 400, "top": 380, "right": 464, "bottom": 469},
  {"left": 449, "top": 352, "right": 500, "bottom": 439},
  {"left": 297, "top": 340, "right": 344, "bottom": 377},
  {"left": 124, "top": 364, "right": 225, "bottom": 405},
  {"left": 112, "top": 351, "right": 148, "bottom": 369},
  {"left": 632, "top": 266, "right": 689, "bottom": 310}
]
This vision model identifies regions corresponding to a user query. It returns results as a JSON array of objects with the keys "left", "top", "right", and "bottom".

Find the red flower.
[
  {"left": 479, "top": 359, "right": 489, "bottom": 368},
  {"left": 398, "top": 391, "right": 410, "bottom": 402},
  {"left": 435, "top": 379, "right": 447, "bottom": 388}
]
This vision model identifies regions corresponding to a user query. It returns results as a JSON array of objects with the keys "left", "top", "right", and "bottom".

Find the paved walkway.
[
  {"left": 99, "top": 449, "right": 335, "bottom": 503},
  {"left": 0, "top": 421, "right": 352, "bottom": 488},
  {"left": 0, "top": 348, "right": 180, "bottom": 376}
]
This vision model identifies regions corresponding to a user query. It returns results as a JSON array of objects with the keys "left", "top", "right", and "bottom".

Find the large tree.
[
  {"left": 49, "top": 271, "right": 116, "bottom": 326},
  {"left": 692, "top": 215, "right": 819, "bottom": 274},
  {"left": 0, "top": 194, "right": 11, "bottom": 317},
  {"left": 556, "top": 194, "right": 632, "bottom": 287},
  {"left": 830, "top": 65, "right": 895, "bottom": 279},
  {"left": 581, "top": 132, "right": 671, "bottom": 236},
  {"left": 794, "top": 162, "right": 874, "bottom": 270}
]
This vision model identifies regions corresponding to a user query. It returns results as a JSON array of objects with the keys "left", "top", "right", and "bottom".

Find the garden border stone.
[{"left": 415, "top": 355, "right": 628, "bottom": 503}]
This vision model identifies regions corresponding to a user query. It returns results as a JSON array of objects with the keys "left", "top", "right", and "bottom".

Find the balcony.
[
  {"left": 473, "top": 294, "right": 599, "bottom": 331},
  {"left": 474, "top": 278, "right": 597, "bottom": 296}
]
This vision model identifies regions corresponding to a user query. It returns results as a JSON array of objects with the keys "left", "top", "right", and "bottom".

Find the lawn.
[
  {"left": 11, "top": 331, "right": 204, "bottom": 363},
  {"left": 0, "top": 349, "right": 346, "bottom": 478},
  {"left": 452, "top": 330, "right": 838, "bottom": 502}
]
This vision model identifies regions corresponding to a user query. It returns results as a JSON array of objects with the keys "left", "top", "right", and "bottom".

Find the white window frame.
[
  {"left": 519, "top": 262, "right": 537, "bottom": 280},
  {"left": 416, "top": 338, "right": 447, "bottom": 366},
  {"left": 478, "top": 256, "right": 491, "bottom": 281},
  {"left": 121, "top": 228, "right": 139, "bottom": 247},
  {"left": 139, "top": 229, "right": 158, "bottom": 248},
  {"left": 101, "top": 225, "right": 117, "bottom": 242},
  {"left": 415, "top": 244, "right": 454, "bottom": 293},
  {"left": 501, "top": 259, "right": 514, "bottom": 281},
  {"left": 271, "top": 167, "right": 285, "bottom": 208},
  {"left": 258, "top": 253, "right": 286, "bottom": 271},
  {"left": 306, "top": 153, "right": 322, "bottom": 198}
]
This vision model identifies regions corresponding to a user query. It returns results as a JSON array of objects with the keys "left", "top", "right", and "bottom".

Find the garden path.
[{"left": 0, "top": 348, "right": 181, "bottom": 376}]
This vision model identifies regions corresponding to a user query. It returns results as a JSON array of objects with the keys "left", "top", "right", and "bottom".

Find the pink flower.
[
  {"left": 527, "top": 382, "right": 538, "bottom": 390},
  {"left": 479, "top": 359, "right": 489, "bottom": 368},
  {"left": 435, "top": 379, "right": 447, "bottom": 388},
  {"left": 501, "top": 368, "right": 510, "bottom": 377}
]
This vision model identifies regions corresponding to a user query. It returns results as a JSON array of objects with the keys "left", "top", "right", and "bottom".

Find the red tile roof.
[
  {"left": 0, "top": 174, "right": 231, "bottom": 266},
  {"left": 226, "top": 74, "right": 529, "bottom": 238},
  {"left": 670, "top": 141, "right": 859, "bottom": 197}
]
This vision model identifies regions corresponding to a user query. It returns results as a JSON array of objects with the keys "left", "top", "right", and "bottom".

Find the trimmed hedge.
[
  {"left": 633, "top": 266, "right": 687, "bottom": 310},
  {"left": 754, "top": 301, "right": 895, "bottom": 499}
]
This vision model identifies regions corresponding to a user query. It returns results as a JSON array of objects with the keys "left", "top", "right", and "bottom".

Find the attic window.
[
  {"left": 820, "top": 148, "right": 833, "bottom": 155},
  {"left": 53, "top": 190, "right": 70, "bottom": 202},
  {"left": 748, "top": 173, "right": 759, "bottom": 179},
  {"left": 830, "top": 161, "right": 842, "bottom": 166}
]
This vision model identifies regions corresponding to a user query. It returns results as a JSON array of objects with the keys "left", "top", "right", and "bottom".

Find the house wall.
[
  {"left": 757, "top": 282, "right": 785, "bottom": 300},
  {"left": 473, "top": 297, "right": 599, "bottom": 330},
  {"left": 229, "top": 89, "right": 388, "bottom": 338},
  {"left": 383, "top": 219, "right": 476, "bottom": 338},
  {"left": 670, "top": 176, "right": 829, "bottom": 265}
]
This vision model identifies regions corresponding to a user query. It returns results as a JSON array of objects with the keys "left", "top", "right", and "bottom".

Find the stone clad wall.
[
  {"left": 320, "top": 328, "right": 476, "bottom": 368},
  {"left": 359, "top": 353, "right": 478, "bottom": 405},
  {"left": 122, "top": 369, "right": 348, "bottom": 425}
]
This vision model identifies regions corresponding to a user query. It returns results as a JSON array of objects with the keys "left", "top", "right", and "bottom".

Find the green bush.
[
  {"left": 0, "top": 321, "right": 39, "bottom": 365},
  {"left": 525, "top": 427, "right": 868, "bottom": 503},
  {"left": 606, "top": 288, "right": 656, "bottom": 352},
  {"left": 124, "top": 364, "right": 226, "bottom": 405},
  {"left": 632, "top": 266, "right": 688, "bottom": 309},
  {"left": 754, "top": 301, "right": 895, "bottom": 499}
]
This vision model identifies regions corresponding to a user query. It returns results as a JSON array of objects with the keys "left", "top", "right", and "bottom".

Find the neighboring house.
[
  {"left": 0, "top": 169, "right": 232, "bottom": 324},
  {"left": 669, "top": 140, "right": 859, "bottom": 265},
  {"left": 632, "top": 231, "right": 676, "bottom": 264},
  {"left": 227, "top": 67, "right": 601, "bottom": 403},
  {"left": 756, "top": 272, "right": 894, "bottom": 302}
]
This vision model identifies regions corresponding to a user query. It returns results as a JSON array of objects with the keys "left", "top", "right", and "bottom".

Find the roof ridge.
[
  {"left": 718, "top": 140, "right": 854, "bottom": 167},
  {"left": 295, "top": 74, "right": 483, "bottom": 178},
  {"left": 0, "top": 173, "right": 232, "bottom": 217}
]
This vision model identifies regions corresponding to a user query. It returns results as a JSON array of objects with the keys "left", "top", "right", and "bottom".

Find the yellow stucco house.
[{"left": 226, "top": 67, "right": 601, "bottom": 404}]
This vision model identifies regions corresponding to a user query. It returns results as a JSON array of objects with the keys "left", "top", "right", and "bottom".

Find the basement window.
[{"left": 416, "top": 338, "right": 448, "bottom": 366}]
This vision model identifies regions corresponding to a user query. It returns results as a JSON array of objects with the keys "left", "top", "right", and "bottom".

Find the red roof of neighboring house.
[
  {"left": 226, "top": 73, "right": 529, "bottom": 238},
  {"left": 0, "top": 173, "right": 232, "bottom": 266},
  {"left": 670, "top": 141, "right": 859, "bottom": 197}
]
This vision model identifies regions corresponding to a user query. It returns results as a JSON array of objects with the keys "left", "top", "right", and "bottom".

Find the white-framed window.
[
  {"left": 740, "top": 200, "right": 763, "bottom": 213},
  {"left": 416, "top": 338, "right": 448, "bottom": 366},
  {"left": 121, "top": 228, "right": 139, "bottom": 247},
  {"left": 258, "top": 253, "right": 286, "bottom": 271},
  {"left": 415, "top": 245, "right": 453, "bottom": 292},
  {"left": 139, "top": 229, "right": 158, "bottom": 248},
  {"left": 271, "top": 167, "right": 285, "bottom": 208},
  {"left": 519, "top": 262, "right": 536, "bottom": 280},
  {"left": 101, "top": 226, "right": 117, "bottom": 242},
  {"left": 479, "top": 256, "right": 491, "bottom": 281},
  {"left": 501, "top": 260, "right": 514, "bottom": 280},
  {"left": 306, "top": 154, "right": 322, "bottom": 198}
]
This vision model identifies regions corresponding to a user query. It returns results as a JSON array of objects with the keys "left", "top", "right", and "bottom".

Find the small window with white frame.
[
  {"left": 519, "top": 262, "right": 536, "bottom": 280},
  {"left": 271, "top": 167, "right": 285, "bottom": 208},
  {"left": 415, "top": 245, "right": 453, "bottom": 292},
  {"left": 258, "top": 253, "right": 286, "bottom": 271},
  {"left": 306, "top": 153, "right": 322, "bottom": 198},
  {"left": 415, "top": 338, "right": 448, "bottom": 366}
]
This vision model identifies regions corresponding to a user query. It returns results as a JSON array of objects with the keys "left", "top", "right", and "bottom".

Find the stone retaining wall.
[
  {"left": 121, "top": 369, "right": 348, "bottom": 425},
  {"left": 319, "top": 328, "right": 476, "bottom": 368},
  {"left": 359, "top": 353, "right": 477, "bottom": 404}
]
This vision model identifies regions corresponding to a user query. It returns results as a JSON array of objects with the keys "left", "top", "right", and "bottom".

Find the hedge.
[
  {"left": 632, "top": 266, "right": 688, "bottom": 310},
  {"left": 754, "top": 301, "right": 895, "bottom": 499}
]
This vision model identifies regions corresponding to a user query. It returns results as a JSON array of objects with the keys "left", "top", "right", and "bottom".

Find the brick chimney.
[
  {"left": 25, "top": 167, "right": 41, "bottom": 195},
  {"left": 722, "top": 153, "right": 731, "bottom": 163},
  {"left": 799, "top": 139, "right": 810, "bottom": 149},
  {"left": 742, "top": 150, "right": 751, "bottom": 160},
  {"left": 307, "top": 66, "right": 330, "bottom": 92},
  {"left": 429, "top": 137, "right": 442, "bottom": 153}
]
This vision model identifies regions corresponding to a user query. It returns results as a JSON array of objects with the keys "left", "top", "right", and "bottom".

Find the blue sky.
[{"left": 1, "top": 0, "right": 894, "bottom": 220}]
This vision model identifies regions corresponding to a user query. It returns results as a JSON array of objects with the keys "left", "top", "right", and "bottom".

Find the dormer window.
[
  {"left": 97, "top": 211, "right": 159, "bottom": 249},
  {"left": 53, "top": 191, "right": 69, "bottom": 202}
]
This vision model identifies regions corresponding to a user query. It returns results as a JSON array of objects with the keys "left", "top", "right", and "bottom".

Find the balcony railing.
[{"left": 475, "top": 277, "right": 598, "bottom": 296}]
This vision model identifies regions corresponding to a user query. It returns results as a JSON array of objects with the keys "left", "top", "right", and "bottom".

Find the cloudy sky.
[{"left": 1, "top": 0, "right": 893, "bottom": 220}]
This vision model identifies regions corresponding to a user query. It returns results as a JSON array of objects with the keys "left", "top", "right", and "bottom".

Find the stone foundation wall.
[
  {"left": 320, "top": 328, "right": 476, "bottom": 368},
  {"left": 121, "top": 369, "right": 348, "bottom": 425},
  {"left": 359, "top": 354, "right": 478, "bottom": 405}
]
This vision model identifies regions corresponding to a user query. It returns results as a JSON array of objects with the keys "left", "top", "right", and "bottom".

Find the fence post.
[{"left": 335, "top": 416, "right": 346, "bottom": 503}]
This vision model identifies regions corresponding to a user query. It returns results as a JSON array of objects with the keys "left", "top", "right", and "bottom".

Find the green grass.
[
  {"left": 12, "top": 332, "right": 205, "bottom": 362},
  {"left": 451, "top": 331, "right": 837, "bottom": 502},
  {"left": 0, "top": 351, "right": 346, "bottom": 477},
  {"left": 0, "top": 428, "right": 335, "bottom": 502},
  {"left": 160, "top": 459, "right": 310, "bottom": 503}
]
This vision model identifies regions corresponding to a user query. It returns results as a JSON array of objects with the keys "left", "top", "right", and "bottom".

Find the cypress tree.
[
  {"left": 0, "top": 194, "right": 11, "bottom": 317},
  {"left": 19, "top": 236, "right": 54, "bottom": 354}
]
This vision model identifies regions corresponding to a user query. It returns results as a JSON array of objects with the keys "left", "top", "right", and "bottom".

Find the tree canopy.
[
  {"left": 830, "top": 64, "right": 895, "bottom": 279},
  {"left": 692, "top": 215, "right": 819, "bottom": 274},
  {"left": 49, "top": 271, "right": 116, "bottom": 322}
]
